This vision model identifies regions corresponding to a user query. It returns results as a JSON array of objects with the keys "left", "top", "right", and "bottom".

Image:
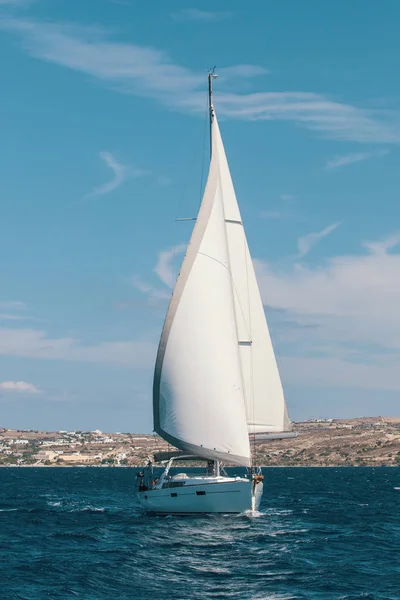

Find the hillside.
[{"left": 1, "top": 417, "right": 399, "bottom": 467}]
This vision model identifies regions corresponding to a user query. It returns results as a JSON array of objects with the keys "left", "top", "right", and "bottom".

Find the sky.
[{"left": 0, "top": 0, "right": 399, "bottom": 432}]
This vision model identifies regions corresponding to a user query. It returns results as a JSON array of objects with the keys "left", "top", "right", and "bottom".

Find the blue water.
[{"left": 0, "top": 467, "right": 399, "bottom": 600}]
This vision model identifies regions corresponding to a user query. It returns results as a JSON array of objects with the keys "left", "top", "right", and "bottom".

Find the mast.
[
  {"left": 208, "top": 68, "right": 218, "bottom": 158},
  {"left": 152, "top": 67, "right": 251, "bottom": 467},
  {"left": 208, "top": 69, "right": 221, "bottom": 476}
]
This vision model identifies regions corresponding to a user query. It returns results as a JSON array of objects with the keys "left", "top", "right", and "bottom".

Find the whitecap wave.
[
  {"left": 241, "top": 509, "right": 265, "bottom": 518},
  {"left": 73, "top": 506, "right": 106, "bottom": 513}
]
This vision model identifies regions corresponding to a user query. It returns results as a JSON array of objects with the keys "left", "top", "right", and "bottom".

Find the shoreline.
[
  {"left": 2, "top": 417, "right": 399, "bottom": 468},
  {"left": 0, "top": 463, "right": 398, "bottom": 469}
]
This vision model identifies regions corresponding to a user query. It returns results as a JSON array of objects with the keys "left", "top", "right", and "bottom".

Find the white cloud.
[
  {"left": 154, "top": 243, "right": 186, "bottom": 287},
  {"left": 254, "top": 232, "right": 400, "bottom": 392},
  {"left": 0, "top": 328, "right": 156, "bottom": 367},
  {"left": 0, "top": 313, "right": 36, "bottom": 321},
  {"left": 363, "top": 232, "right": 400, "bottom": 256},
  {"left": 256, "top": 240, "right": 400, "bottom": 323},
  {"left": 0, "top": 380, "right": 40, "bottom": 394},
  {"left": 85, "top": 151, "right": 148, "bottom": 198},
  {"left": 0, "top": 302, "right": 36, "bottom": 321},
  {"left": 130, "top": 276, "right": 171, "bottom": 303},
  {"left": 0, "top": 301, "right": 27, "bottom": 310},
  {"left": 297, "top": 222, "right": 340, "bottom": 258},
  {"left": 1, "top": 18, "right": 400, "bottom": 143},
  {"left": 325, "top": 149, "right": 389, "bottom": 169},
  {"left": 171, "top": 8, "right": 231, "bottom": 21},
  {"left": 127, "top": 234, "right": 400, "bottom": 395},
  {"left": 130, "top": 244, "right": 186, "bottom": 305},
  {"left": 215, "top": 92, "right": 400, "bottom": 143},
  {"left": 89, "top": 151, "right": 126, "bottom": 197},
  {"left": 279, "top": 356, "right": 400, "bottom": 392}
]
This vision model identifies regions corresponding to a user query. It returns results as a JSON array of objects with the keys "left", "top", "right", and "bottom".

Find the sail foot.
[{"left": 157, "top": 430, "right": 251, "bottom": 467}]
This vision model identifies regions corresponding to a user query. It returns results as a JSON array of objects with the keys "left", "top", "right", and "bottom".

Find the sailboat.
[{"left": 137, "top": 73, "right": 293, "bottom": 514}]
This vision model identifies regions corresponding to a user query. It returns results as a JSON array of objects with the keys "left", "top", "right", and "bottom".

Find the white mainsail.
[
  {"left": 153, "top": 92, "right": 290, "bottom": 466},
  {"left": 153, "top": 111, "right": 251, "bottom": 466}
]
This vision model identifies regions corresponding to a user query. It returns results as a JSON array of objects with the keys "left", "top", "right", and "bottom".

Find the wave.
[{"left": 1, "top": 466, "right": 398, "bottom": 600}]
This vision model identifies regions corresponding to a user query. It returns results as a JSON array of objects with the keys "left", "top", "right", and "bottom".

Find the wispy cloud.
[
  {"left": 85, "top": 151, "right": 148, "bottom": 198},
  {"left": 325, "top": 149, "right": 389, "bottom": 169},
  {"left": 297, "top": 222, "right": 340, "bottom": 258},
  {"left": 0, "top": 313, "right": 37, "bottom": 321},
  {"left": 0, "top": 301, "right": 27, "bottom": 310},
  {"left": 154, "top": 243, "right": 186, "bottom": 287},
  {"left": 89, "top": 151, "right": 126, "bottom": 197},
  {"left": 1, "top": 18, "right": 400, "bottom": 143},
  {"left": 216, "top": 93, "right": 400, "bottom": 143},
  {"left": 130, "top": 244, "right": 186, "bottom": 305},
  {"left": 171, "top": 8, "right": 231, "bottom": 22},
  {"left": 0, "top": 380, "right": 40, "bottom": 394},
  {"left": 0, "top": 301, "right": 36, "bottom": 321},
  {"left": 130, "top": 276, "right": 171, "bottom": 303},
  {"left": 363, "top": 232, "right": 400, "bottom": 256},
  {"left": 0, "top": 327, "right": 156, "bottom": 367}
]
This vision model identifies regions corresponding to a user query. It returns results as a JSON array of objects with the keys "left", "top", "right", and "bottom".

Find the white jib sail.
[
  {"left": 211, "top": 115, "right": 291, "bottom": 435},
  {"left": 153, "top": 117, "right": 251, "bottom": 466}
]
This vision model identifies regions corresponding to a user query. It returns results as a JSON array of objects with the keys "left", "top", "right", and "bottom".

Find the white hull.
[{"left": 137, "top": 475, "right": 263, "bottom": 514}]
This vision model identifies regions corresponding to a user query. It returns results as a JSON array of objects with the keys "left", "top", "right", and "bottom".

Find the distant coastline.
[{"left": 1, "top": 417, "right": 399, "bottom": 468}]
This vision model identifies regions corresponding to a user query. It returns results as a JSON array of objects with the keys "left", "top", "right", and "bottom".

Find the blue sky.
[{"left": 1, "top": 0, "right": 399, "bottom": 432}]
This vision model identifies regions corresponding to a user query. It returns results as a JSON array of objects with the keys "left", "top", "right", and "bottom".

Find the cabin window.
[
  {"left": 162, "top": 481, "right": 185, "bottom": 489},
  {"left": 196, "top": 491, "right": 206, "bottom": 496},
  {"left": 171, "top": 493, "right": 177, "bottom": 498}
]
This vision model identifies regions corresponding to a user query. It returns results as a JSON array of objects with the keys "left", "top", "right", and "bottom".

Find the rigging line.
[
  {"left": 171, "top": 89, "right": 209, "bottom": 288},
  {"left": 198, "top": 88, "right": 210, "bottom": 209},
  {"left": 242, "top": 232, "right": 256, "bottom": 463},
  {"left": 198, "top": 250, "right": 252, "bottom": 338},
  {"left": 216, "top": 205, "right": 251, "bottom": 337},
  {"left": 198, "top": 248, "right": 252, "bottom": 342},
  {"left": 152, "top": 432, "right": 159, "bottom": 457},
  {"left": 197, "top": 251, "right": 232, "bottom": 272},
  {"left": 229, "top": 271, "right": 252, "bottom": 342},
  {"left": 199, "top": 99, "right": 213, "bottom": 441}
]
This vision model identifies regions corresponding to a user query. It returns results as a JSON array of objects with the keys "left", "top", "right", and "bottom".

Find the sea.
[{"left": 0, "top": 467, "right": 399, "bottom": 600}]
